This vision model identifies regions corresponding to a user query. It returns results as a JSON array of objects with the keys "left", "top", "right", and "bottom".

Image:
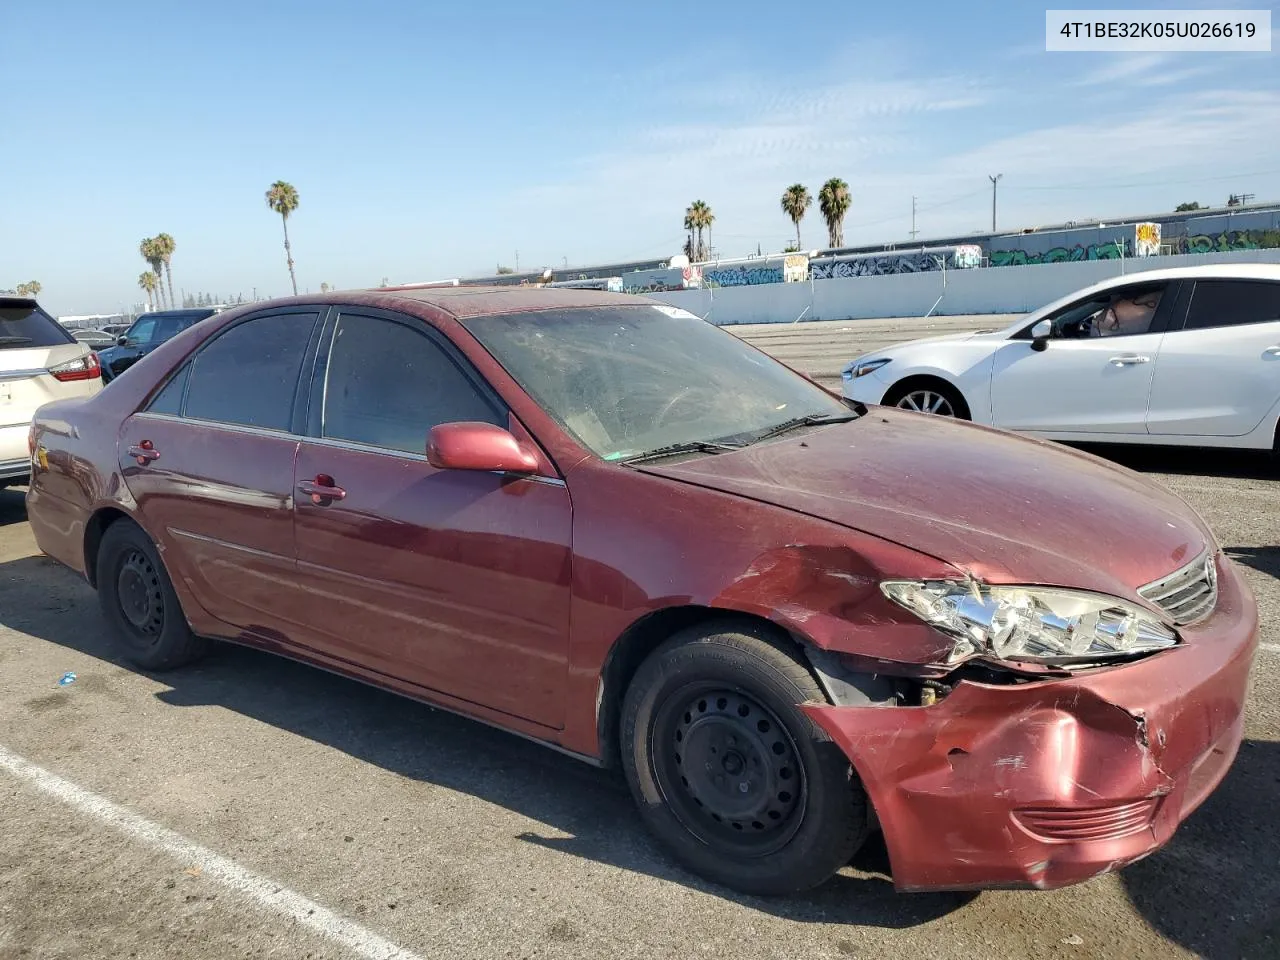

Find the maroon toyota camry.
[{"left": 25, "top": 286, "right": 1258, "bottom": 895}]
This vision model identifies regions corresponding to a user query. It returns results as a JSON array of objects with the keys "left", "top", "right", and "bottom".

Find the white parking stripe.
[
  {"left": 1260, "top": 643, "right": 1280, "bottom": 654},
  {"left": 0, "top": 744, "right": 425, "bottom": 960}
]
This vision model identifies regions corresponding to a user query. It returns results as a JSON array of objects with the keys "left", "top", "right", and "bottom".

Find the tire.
[
  {"left": 621, "top": 623, "right": 869, "bottom": 895},
  {"left": 96, "top": 519, "right": 207, "bottom": 670},
  {"left": 882, "top": 378, "right": 970, "bottom": 419}
]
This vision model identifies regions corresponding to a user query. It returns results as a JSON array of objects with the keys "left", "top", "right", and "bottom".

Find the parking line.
[
  {"left": 0, "top": 744, "right": 425, "bottom": 960},
  {"left": 1261, "top": 643, "right": 1280, "bottom": 655}
]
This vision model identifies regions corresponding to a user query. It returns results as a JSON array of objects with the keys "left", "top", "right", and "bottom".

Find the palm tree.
[
  {"left": 780, "top": 184, "right": 812, "bottom": 252},
  {"left": 265, "top": 180, "right": 300, "bottom": 295},
  {"left": 155, "top": 233, "right": 177, "bottom": 310},
  {"left": 682, "top": 211, "right": 696, "bottom": 260},
  {"left": 139, "top": 238, "right": 167, "bottom": 309},
  {"left": 15, "top": 281, "right": 41, "bottom": 297},
  {"left": 138, "top": 271, "right": 159, "bottom": 312},
  {"left": 818, "top": 178, "right": 852, "bottom": 249},
  {"left": 686, "top": 200, "right": 714, "bottom": 260}
]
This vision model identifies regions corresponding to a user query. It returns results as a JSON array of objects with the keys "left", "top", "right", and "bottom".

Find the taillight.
[{"left": 49, "top": 352, "right": 101, "bottom": 382}]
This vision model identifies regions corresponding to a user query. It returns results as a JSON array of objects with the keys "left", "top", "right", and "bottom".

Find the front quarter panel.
[{"left": 558, "top": 459, "right": 960, "bottom": 756}]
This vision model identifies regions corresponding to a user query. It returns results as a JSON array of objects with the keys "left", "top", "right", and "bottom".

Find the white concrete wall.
[{"left": 648, "top": 249, "right": 1280, "bottom": 325}]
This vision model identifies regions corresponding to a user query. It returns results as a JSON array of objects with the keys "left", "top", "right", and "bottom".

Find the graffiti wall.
[
  {"left": 703, "top": 264, "right": 784, "bottom": 287},
  {"left": 621, "top": 265, "right": 702, "bottom": 293},
  {"left": 1176, "top": 229, "right": 1280, "bottom": 254},
  {"left": 989, "top": 222, "right": 1161, "bottom": 267},
  {"left": 810, "top": 244, "right": 982, "bottom": 279}
]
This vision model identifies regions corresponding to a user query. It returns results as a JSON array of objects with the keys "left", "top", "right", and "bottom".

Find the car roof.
[
  {"left": 135, "top": 308, "right": 218, "bottom": 319},
  {"left": 0, "top": 296, "right": 38, "bottom": 309},
  {"left": 217, "top": 285, "right": 649, "bottom": 321}
]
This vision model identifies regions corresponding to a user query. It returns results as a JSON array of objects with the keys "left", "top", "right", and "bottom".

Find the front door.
[
  {"left": 990, "top": 279, "right": 1175, "bottom": 435},
  {"left": 120, "top": 310, "right": 320, "bottom": 638},
  {"left": 1146, "top": 278, "right": 1280, "bottom": 437},
  {"left": 290, "top": 310, "right": 573, "bottom": 727}
]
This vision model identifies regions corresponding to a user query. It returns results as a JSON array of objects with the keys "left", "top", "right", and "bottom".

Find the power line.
[{"left": 1009, "top": 167, "right": 1280, "bottom": 192}]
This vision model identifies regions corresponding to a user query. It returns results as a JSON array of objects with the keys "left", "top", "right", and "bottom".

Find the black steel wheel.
[
  {"left": 621, "top": 623, "right": 869, "bottom": 895},
  {"left": 96, "top": 519, "right": 207, "bottom": 670},
  {"left": 654, "top": 688, "right": 806, "bottom": 857}
]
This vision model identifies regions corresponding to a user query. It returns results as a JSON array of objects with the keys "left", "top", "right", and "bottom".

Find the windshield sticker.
[{"left": 650, "top": 305, "right": 702, "bottom": 321}]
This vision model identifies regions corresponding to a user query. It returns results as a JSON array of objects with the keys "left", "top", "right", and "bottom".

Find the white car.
[
  {"left": 1, "top": 296, "right": 103, "bottom": 486},
  {"left": 842, "top": 263, "right": 1280, "bottom": 450}
]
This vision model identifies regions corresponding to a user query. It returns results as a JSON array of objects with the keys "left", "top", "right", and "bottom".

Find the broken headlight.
[{"left": 881, "top": 580, "right": 1178, "bottom": 666}]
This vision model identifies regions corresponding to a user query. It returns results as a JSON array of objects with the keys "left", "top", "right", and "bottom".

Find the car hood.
[{"left": 635, "top": 411, "right": 1212, "bottom": 599}]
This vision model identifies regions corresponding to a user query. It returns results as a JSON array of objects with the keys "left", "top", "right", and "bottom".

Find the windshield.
[
  {"left": 0, "top": 303, "right": 75, "bottom": 349},
  {"left": 461, "top": 304, "right": 850, "bottom": 460}
]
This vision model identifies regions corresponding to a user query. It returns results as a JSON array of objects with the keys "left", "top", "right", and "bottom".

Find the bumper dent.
[{"left": 804, "top": 557, "right": 1258, "bottom": 892}]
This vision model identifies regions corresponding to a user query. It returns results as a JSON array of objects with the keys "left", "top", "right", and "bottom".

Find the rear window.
[{"left": 0, "top": 302, "right": 75, "bottom": 349}]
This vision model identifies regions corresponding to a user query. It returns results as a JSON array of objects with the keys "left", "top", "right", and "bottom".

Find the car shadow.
[
  {"left": 0, "top": 486, "right": 27, "bottom": 527},
  {"left": 1224, "top": 545, "right": 1280, "bottom": 579},
  {"left": 1069, "top": 442, "right": 1278, "bottom": 480},
  {"left": 0, "top": 553, "right": 971, "bottom": 929},
  {"left": 1120, "top": 738, "right": 1280, "bottom": 960}
]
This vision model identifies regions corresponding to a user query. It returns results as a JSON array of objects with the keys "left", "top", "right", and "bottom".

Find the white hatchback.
[
  {"left": 1, "top": 296, "right": 103, "bottom": 485},
  {"left": 842, "top": 263, "right": 1280, "bottom": 450}
]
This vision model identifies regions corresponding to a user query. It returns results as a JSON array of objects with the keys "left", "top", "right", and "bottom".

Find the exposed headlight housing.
[
  {"left": 881, "top": 580, "right": 1178, "bottom": 666},
  {"left": 841, "top": 357, "right": 891, "bottom": 382}
]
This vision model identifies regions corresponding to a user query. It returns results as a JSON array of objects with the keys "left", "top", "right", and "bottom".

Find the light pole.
[
  {"left": 910, "top": 196, "right": 918, "bottom": 241},
  {"left": 989, "top": 174, "right": 1003, "bottom": 232}
]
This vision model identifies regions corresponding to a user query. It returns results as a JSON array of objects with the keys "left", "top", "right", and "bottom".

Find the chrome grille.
[{"left": 1138, "top": 551, "right": 1218, "bottom": 625}]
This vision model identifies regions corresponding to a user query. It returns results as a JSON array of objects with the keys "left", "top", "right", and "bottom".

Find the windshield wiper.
[
  {"left": 745, "top": 412, "right": 861, "bottom": 445},
  {"left": 0, "top": 336, "right": 34, "bottom": 346},
  {"left": 619, "top": 439, "right": 743, "bottom": 464}
]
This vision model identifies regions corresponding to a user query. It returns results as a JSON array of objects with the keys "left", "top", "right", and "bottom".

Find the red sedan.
[{"left": 25, "top": 287, "right": 1258, "bottom": 895}]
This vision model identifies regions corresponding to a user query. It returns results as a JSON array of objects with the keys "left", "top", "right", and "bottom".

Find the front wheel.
[
  {"left": 621, "top": 624, "right": 869, "bottom": 895},
  {"left": 883, "top": 379, "right": 970, "bottom": 419}
]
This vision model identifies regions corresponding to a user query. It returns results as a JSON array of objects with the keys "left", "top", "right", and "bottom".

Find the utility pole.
[
  {"left": 515, "top": 251, "right": 520, "bottom": 272},
  {"left": 989, "top": 174, "right": 1003, "bottom": 232},
  {"left": 910, "top": 196, "right": 918, "bottom": 241}
]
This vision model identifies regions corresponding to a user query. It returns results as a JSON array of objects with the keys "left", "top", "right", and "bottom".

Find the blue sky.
[{"left": 3, "top": 0, "right": 1278, "bottom": 315}]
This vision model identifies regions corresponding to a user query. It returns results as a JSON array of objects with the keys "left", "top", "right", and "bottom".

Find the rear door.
[
  {"left": 120, "top": 308, "right": 322, "bottom": 637},
  {"left": 989, "top": 280, "right": 1177, "bottom": 435},
  {"left": 289, "top": 309, "right": 573, "bottom": 726},
  {"left": 1146, "top": 279, "right": 1280, "bottom": 437}
]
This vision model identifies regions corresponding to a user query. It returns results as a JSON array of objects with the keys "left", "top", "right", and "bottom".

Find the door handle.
[
  {"left": 298, "top": 474, "right": 346, "bottom": 504},
  {"left": 127, "top": 441, "right": 160, "bottom": 464},
  {"left": 1108, "top": 355, "right": 1150, "bottom": 366}
]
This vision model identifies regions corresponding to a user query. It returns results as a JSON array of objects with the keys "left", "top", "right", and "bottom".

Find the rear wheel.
[
  {"left": 621, "top": 624, "right": 868, "bottom": 895},
  {"left": 883, "top": 378, "right": 970, "bottom": 419},
  {"left": 96, "top": 519, "right": 207, "bottom": 670}
]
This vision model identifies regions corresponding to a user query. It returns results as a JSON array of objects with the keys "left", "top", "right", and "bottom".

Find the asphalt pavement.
[{"left": 0, "top": 314, "right": 1276, "bottom": 960}]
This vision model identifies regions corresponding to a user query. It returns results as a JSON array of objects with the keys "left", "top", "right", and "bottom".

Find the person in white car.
[{"left": 1094, "top": 290, "right": 1162, "bottom": 337}]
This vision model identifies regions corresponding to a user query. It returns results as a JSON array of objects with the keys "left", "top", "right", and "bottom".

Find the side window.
[
  {"left": 127, "top": 317, "right": 158, "bottom": 343},
  {"left": 321, "top": 314, "right": 503, "bottom": 455},
  {"left": 184, "top": 313, "right": 318, "bottom": 431},
  {"left": 1184, "top": 280, "right": 1280, "bottom": 330},
  {"left": 1035, "top": 284, "right": 1166, "bottom": 340},
  {"left": 146, "top": 364, "right": 190, "bottom": 415}
]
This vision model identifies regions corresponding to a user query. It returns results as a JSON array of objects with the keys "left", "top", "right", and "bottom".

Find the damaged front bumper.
[{"left": 803, "top": 555, "right": 1259, "bottom": 892}]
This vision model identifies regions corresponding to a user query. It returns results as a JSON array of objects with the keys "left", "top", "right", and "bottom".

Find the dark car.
[
  {"left": 96, "top": 309, "right": 218, "bottom": 381},
  {"left": 25, "top": 287, "right": 1258, "bottom": 896},
  {"left": 71, "top": 328, "right": 119, "bottom": 349}
]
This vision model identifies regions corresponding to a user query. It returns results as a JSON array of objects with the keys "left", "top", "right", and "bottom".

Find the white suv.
[{"left": 1, "top": 296, "right": 103, "bottom": 486}]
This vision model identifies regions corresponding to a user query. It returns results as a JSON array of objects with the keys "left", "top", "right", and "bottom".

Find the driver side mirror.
[
  {"left": 1030, "top": 319, "right": 1051, "bottom": 352},
  {"left": 426, "top": 422, "right": 540, "bottom": 474},
  {"left": 117, "top": 335, "right": 129, "bottom": 347}
]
